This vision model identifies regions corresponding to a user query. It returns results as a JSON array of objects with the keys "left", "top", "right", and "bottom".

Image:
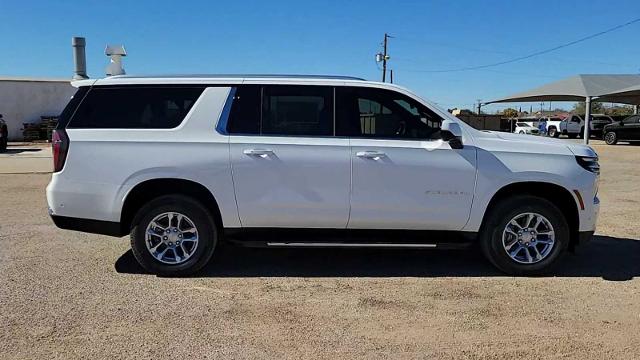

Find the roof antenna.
[{"left": 105, "top": 45, "right": 127, "bottom": 76}]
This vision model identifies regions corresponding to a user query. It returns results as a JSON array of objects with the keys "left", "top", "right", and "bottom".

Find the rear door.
[
  {"left": 226, "top": 85, "right": 351, "bottom": 228},
  {"left": 621, "top": 115, "right": 640, "bottom": 139},
  {"left": 569, "top": 115, "right": 582, "bottom": 133},
  {"left": 336, "top": 86, "right": 477, "bottom": 230}
]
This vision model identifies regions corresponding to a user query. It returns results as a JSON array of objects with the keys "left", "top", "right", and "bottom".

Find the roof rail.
[{"left": 110, "top": 74, "right": 366, "bottom": 81}]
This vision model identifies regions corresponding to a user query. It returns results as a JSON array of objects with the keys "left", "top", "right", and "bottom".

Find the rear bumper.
[{"left": 50, "top": 214, "right": 124, "bottom": 237}]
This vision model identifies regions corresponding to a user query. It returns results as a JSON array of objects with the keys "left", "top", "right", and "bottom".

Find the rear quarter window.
[{"left": 68, "top": 86, "right": 205, "bottom": 129}]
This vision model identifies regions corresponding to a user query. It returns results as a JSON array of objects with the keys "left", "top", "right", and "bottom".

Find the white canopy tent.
[{"left": 487, "top": 74, "right": 640, "bottom": 144}]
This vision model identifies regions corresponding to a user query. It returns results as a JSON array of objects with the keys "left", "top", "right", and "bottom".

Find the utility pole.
[
  {"left": 476, "top": 99, "right": 482, "bottom": 115},
  {"left": 376, "top": 33, "right": 392, "bottom": 82},
  {"left": 390, "top": 69, "right": 394, "bottom": 84}
]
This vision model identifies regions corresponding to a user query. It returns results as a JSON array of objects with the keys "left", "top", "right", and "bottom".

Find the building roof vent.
[{"left": 105, "top": 45, "right": 127, "bottom": 76}]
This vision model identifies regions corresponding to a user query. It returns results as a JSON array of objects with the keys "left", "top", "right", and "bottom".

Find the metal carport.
[{"left": 486, "top": 74, "right": 640, "bottom": 144}]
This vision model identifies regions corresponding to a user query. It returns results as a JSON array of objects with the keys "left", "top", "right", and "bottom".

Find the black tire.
[
  {"left": 548, "top": 127, "right": 558, "bottom": 138},
  {"left": 480, "top": 195, "right": 570, "bottom": 276},
  {"left": 579, "top": 127, "right": 585, "bottom": 138},
  {"left": 568, "top": 133, "right": 577, "bottom": 139},
  {"left": 518, "top": 130, "right": 525, "bottom": 134},
  {"left": 130, "top": 195, "right": 218, "bottom": 276},
  {"left": 604, "top": 131, "right": 617, "bottom": 145},
  {"left": 0, "top": 127, "right": 7, "bottom": 153}
]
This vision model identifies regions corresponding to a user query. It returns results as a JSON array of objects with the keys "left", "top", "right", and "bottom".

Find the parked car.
[
  {"left": 0, "top": 114, "right": 7, "bottom": 153},
  {"left": 514, "top": 122, "right": 540, "bottom": 135},
  {"left": 603, "top": 114, "right": 640, "bottom": 145},
  {"left": 588, "top": 114, "right": 614, "bottom": 138},
  {"left": 516, "top": 116, "right": 539, "bottom": 129},
  {"left": 46, "top": 75, "right": 600, "bottom": 276},
  {"left": 541, "top": 116, "right": 565, "bottom": 138}
]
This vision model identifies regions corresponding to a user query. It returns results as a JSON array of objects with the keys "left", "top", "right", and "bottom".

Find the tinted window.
[
  {"left": 336, "top": 87, "right": 442, "bottom": 139},
  {"left": 56, "top": 87, "right": 89, "bottom": 129},
  {"left": 262, "top": 86, "right": 333, "bottom": 136},
  {"left": 69, "top": 86, "right": 204, "bottom": 129},
  {"left": 227, "top": 85, "right": 261, "bottom": 134},
  {"left": 623, "top": 116, "right": 640, "bottom": 124}
]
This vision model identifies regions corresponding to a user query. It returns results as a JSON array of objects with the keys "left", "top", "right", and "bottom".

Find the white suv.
[{"left": 47, "top": 75, "right": 600, "bottom": 276}]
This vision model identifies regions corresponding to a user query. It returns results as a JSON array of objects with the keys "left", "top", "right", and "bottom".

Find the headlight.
[{"left": 576, "top": 156, "right": 600, "bottom": 175}]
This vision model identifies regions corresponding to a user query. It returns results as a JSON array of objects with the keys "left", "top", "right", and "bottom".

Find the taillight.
[{"left": 52, "top": 129, "right": 69, "bottom": 172}]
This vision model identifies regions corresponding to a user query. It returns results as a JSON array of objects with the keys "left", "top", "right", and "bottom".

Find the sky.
[{"left": 1, "top": 0, "right": 640, "bottom": 113}]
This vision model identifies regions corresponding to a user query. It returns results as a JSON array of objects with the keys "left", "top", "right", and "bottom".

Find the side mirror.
[{"left": 441, "top": 120, "right": 463, "bottom": 149}]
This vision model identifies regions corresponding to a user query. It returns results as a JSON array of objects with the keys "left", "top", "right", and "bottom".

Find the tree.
[
  {"left": 572, "top": 101, "right": 604, "bottom": 114},
  {"left": 501, "top": 108, "right": 518, "bottom": 118},
  {"left": 609, "top": 105, "right": 634, "bottom": 116}
]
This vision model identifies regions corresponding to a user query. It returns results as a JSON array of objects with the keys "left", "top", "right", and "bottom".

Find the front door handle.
[
  {"left": 356, "top": 150, "right": 387, "bottom": 159},
  {"left": 243, "top": 148, "right": 274, "bottom": 156}
]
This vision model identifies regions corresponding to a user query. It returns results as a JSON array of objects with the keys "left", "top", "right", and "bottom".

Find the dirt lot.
[{"left": 1, "top": 141, "right": 639, "bottom": 359}]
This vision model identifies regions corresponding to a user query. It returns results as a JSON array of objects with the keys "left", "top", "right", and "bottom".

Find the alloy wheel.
[
  {"left": 502, "top": 212, "right": 555, "bottom": 264},
  {"left": 145, "top": 212, "right": 199, "bottom": 264}
]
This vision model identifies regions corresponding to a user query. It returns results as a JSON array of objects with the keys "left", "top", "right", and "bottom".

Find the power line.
[{"left": 396, "top": 17, "right": 640, "bottom": 73}]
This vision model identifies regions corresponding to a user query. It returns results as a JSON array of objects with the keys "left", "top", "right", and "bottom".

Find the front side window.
[
  {"left": 336, "top": 87, "right": 442, "bottom": 139},
  {"left": 623, "top": 115, "right": 640, "bottom": 124},
  {"left": 69, "top": 86, "right": 204, "bottom": 129}
]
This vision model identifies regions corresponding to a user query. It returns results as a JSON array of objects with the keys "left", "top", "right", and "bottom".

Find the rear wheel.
[
  {"left": 604, "top": 131, "right": 617, "bottom": 145},
  {"left": 130, "top": 195, "right": 218, "bottom": 276},
  {"left": 480, "top": 195, "right": 569, "bottom": 275},
  {"left": 548, "top": 127, "right": 558, "bottom": 138},
  {"left": 579, "top": 127, "right": 585, "bottom": 138}
]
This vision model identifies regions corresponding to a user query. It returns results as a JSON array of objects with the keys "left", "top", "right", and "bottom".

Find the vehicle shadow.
[
  {"left": 2, "top": 148, "right": 43, "bottom": 155},
  {"left": 115, "top": 235, "right": 640, "bottom": 281}
]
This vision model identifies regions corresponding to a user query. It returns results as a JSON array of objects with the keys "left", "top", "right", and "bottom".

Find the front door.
[
  {"left": 228, "top": 85, "right": 351, "bottom": 228},
  {"left": 336, "top": 86, "right": 477, "bottom": 231}
]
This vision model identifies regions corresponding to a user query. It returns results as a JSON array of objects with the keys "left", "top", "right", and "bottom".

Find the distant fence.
[{"left": 455, "top": 114, "right": 511, "bottom": 132}]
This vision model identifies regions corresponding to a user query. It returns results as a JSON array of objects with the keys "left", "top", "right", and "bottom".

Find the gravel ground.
[{"left": 1, "top": 141, "right": 639, "bottom": 359}]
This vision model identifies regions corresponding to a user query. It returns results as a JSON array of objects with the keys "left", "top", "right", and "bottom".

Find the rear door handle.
[
  {"left": 356, "top": 150, "right": 387, "bottom": 159},
  {"left": 243, "top": 148, "right": 274, "bottom": 156}
]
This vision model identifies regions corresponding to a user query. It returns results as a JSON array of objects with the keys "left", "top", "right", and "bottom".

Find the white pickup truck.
[{"left": 547, "top": 114, "right": 613, "bottom": 139}]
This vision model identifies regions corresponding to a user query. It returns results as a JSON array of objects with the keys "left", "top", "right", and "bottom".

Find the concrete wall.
[{"left": 0, "top": 79, "right": 76, "bottom": 140}]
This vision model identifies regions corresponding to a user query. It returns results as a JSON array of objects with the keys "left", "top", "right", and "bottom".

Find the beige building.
[{"left": 0, "top": 77, "right": 75, "bottom": 140}]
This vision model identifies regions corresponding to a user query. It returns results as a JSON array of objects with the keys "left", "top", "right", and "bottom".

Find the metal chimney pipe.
[{"left": 72, "top": 37, "right": 89, "bottom": 80}]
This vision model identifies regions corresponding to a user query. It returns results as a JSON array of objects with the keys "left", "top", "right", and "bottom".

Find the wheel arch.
[
  {"left": 481, "top": 181, "right": 580, "bottom": 249},
  {"left": 120, "top": 178, "right": 223, "bottom": 235}
]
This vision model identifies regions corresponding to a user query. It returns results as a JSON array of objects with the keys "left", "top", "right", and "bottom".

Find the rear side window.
[
  {"left": 69, "top": 86, "right": 204, "bottom": 129},
  {"left": 227, "top": 85, "right": 261, "bottom": 134},
  {"left": 226, "top": 85, "right": 334, "bottom": 137},
  {"left": 262, "top": 86, "right": 333, "bottom": 136}
]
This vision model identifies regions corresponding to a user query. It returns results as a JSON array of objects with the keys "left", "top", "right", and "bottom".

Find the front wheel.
[
  {"left": 518, "top": 130, "right": 525, "bottom": 134},
  {"left": 130, "top": 195, "right": 218, "bottom": 276},
  {"left": 480, "top": 195, "right": 569, "bottom": 275},
  {"left": 604, "top": 131, "right": 617, "bottom": 145}
]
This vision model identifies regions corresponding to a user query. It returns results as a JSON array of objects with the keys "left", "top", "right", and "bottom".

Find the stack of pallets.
[
  {"left": 21, "top": 116, "right": 59, "bottom": 141},
  {"left": 41, "top": 116, "right": 59, "bottom": 141}
]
